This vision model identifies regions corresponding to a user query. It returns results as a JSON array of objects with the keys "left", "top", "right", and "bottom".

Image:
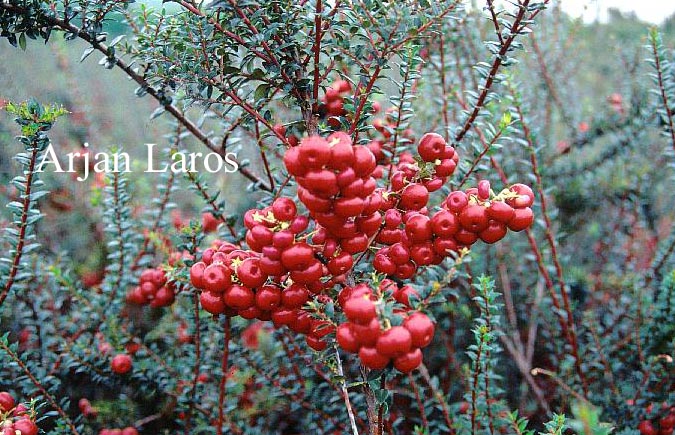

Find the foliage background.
[{"left": 1, "top": 1, "right": 675, "bottom": 435}]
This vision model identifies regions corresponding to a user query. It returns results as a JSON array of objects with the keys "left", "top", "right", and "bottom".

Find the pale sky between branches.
[{"left": 465, "top": 0, "right": 675, "bottom": 24}]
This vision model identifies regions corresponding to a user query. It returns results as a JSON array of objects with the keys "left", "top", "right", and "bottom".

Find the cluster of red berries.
[
  {"left": 638, "top": 402, "right": 675, "bottom": 435},
  {"left": 320, "top": 79, "right": 352, "bottom": 127},
  {"left": 284, "top": 131, "right": 384, "bottom": 259},
  {"left": 372, "top": 181, "right": 534, "bottom": 277},
  {"left": 336, "top": 281, "right": 435, "bottom": 372},
  {"left": 187, "top": 124, "right": 533, "bottom": 373},
  {"left": 78, "top": 398, "right": 98, "bottom": 418},
  {"left": 190, "top": 239, "right": 335, "bottom": 350},
  {"left": 0, "top": 392, "right": 38, "bottom": 435},
  {"left": 98, "top": 427, "right": 139, "bottom": 435},
  {"left": 125, "top": 267, "right": 175, "bottom": 308},
  {"left": 111, "top": 353, "right": 133, "bottom": 375}
]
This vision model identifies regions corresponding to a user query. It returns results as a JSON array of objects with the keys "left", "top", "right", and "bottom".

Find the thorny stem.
[
  {"left": 650, "top": 31, "right": 675, "bottom": 154},
  {"left": 0, "top": 137, "right": 40, "bottom": 308},
  {"left": 105, "top": 172, "right": 126, "bottom": 310},
  {"left": 408, "top": 374, "right": 429, "bottom": 431},
  {"left": 470, "top": 329, "right": 485, "bottom": 435},
  {"left": 454, "top": 0, "right": 546, "bottom": 146},
  {"left": 376, "top": 372, "right": 386, "bottom": 435},
  {"left": 184, "top": 291, "right": 202, "bottom": 435},
  {"left": 217, "top": 316, "right": 232, "bottom": 435},
  {"left": 350, "top": 64, "right": 383, "bottom": 138},
  {"left": 418, "top": 363, "right": 454, "bottom": 434},
  {"left": 312, "top": 0, "right": 323, "bottom": 113},
  {"left": 335, "top": 348, "right": 360, "bottom": 435}
]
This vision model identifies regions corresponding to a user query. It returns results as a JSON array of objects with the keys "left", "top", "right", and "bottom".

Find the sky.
[
  {"left": 465, "top": 0, "right": 675, "bottom": 24},
  {"left": 558, "top": 0, "right": 675, "bottom": 24}
]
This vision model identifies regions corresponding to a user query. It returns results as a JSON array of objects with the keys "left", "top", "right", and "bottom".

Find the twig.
[{"left": 335, "top": 348, "right": 360, "bottom": 435}]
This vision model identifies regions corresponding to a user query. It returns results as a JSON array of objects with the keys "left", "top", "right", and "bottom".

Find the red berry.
[
  {"left": 384, "top": 209, "right": 402, "bottom": 228},
  {"left": 271, "top": 309, "right": 296, "bottom": 327},
  {"left": 431, "top": 209, "right": 459, "bottom": 237},
  {"left": 393, "top": 348, "right": 423, "bottom": 373},
  {"left": 507, "top": 184, "right": 535, "bottom": 208},
  {"left": 298, "top": 136, "right": 331, "bottom": 169},
  {"left": 394, "top": 285, "right": 419, "bottom": 307},
  {"left": 433, "top": 237, "right": 459, "bottom": 256},
  {"left": 400, "top": 184, "right": 429, "bottom": 211},
  {"left": 328, "top": 133, "right": 355, "bottom": 170},
  {"left": 281, "top": 243, "right": 315, "bottom": 270},
  {"left": 340, "top": 234, "right": 369, "bottom": 254},
  {"left": 272, "top": 123, "right": 286, "bottom": 137},
  {"left": 487, "top": 201, "right": 515, "bottom": 223},
  {"left": 373, "top": 253, "right": 397, "bottom": 275},
  {"left": 201, "top": 212, "right": 219, "bottom": 233},
  {"left": 405, "top": 214, "right": 432, "bottom": 243},
  {"left": 353, "top": 146, "right": 377, "bottom": 177},
  {"left": 639, "top": 420, "right": 657, "bottom": 435},
  {"left": 282, "top": 147, "right": 304, "bottom": 177},
  {"left": 477, "top": 180, "right": 490, "bottom": 201},
  {"left": 272, "top": 197, "right": 297, "bottom": 221},
  {"left": 0, "top": 391, "right": 15, "bottom": 412},
  {"left": 289, "top": 260, "right": 324, "bottom": 284},
  {"left": 434, "top": 158, "right": 457, "bottom": 177},
  {"left": 454, "top": 229, "right": 478, "bottom": 245},
  {"left": 336, "top": 323, "right": 360, "bottom": 353},
  {"left": 661, "top": 415, "right": 675, "bottom": 430},
  {"left": 289, "top": 215, "right": 310, "bottom": 234},
  {"left": 200, "top": 291, "right": 226, "bottom": 314},
  {"left": 111, "top": 354, "right": 133, "bottom": 375},
  {"left": 376, "top": 326, "right": 412, "bottom": 358},
  {"left": 78, "top": 398, "right": 91, "bottom": 411},
  {"left": 281, "top": 283, "right": 310, "bottom": 309},
  {"left": 255, "top": 285, "right": 282, "bottom": 311},
  {"left": 417, "top": 133, "right": 446, "bottom": 162},
  {"left": 13, "top": 418, "right": 38, "bottom": 435},
  {"left": 328, "top": 252, "right": 354, "bottom": 276},
  {"left": 190, "top": 262, "right": 207, "bottom": 289},
  {"left": 479, "top": 220, "right": 508, "bottom": 244},
  {"left": 223, "top": 285, "right": 255, "bottom": 310},
  {"left": 507, "top": 207, "right": 534, "bottom": 232},
  {"left": 388, "top": 243, "right": 411, "bottom": 265},
  {"left": 403, "top": 312, "right": 435, "bottom": 348},
  {"left": 410, "top": 243, "right": 435, "bottom": 266},
  {"left": 445, "top": 191, "right": 468, "bottom": 213},
  {"left": 13, "top": 403, "right": 28, "bottom": 416},
  {"left": 151, "top": 285, "right": 175, "bottom": 307},
  {"left": 303, "top": 169, "right": 340, "bottom": 198},
  {"left": 202, "top": 263, "right": 232, "bottom": 293},
  {"left": 351, "top": 317, "right": 382, "bottom": 347},
  {"left": 288, "top": 311, "right": 312, "bottom": 334},
  {"left": 394, "top": 261, "right": 417, "bottom": 280},
  {"left": 236, "top": 258, "right": 267, "bottom": 288},
  {"left": 344, "top": 296, "right": 377, "bottom": 325},
  {"left": 459, "top": 205, "right": 489, "bottom": 233},
  {"left": 358, "top": 347, "right": 390, "bottom": 370},
  {"left": 258, "top": 257, "right": 285, "bottom": 277}
]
